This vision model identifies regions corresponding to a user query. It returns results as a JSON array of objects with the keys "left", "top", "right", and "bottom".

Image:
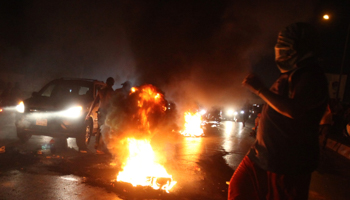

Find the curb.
[{"left": 325, "top": 138, "right": 350, "bottom": 160}]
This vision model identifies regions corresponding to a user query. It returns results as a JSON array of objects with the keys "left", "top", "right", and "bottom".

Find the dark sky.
[{"left": 1, "top": 0, "right": 347, "bottom": 111}]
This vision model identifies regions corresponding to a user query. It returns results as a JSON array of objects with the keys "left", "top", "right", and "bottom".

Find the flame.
[
  {"left": 115, "top": 84, "right": 176, "bottom": 192},
  {"left": 117, "top": 138, "right": 176, "bottom": 192},
  {"left": 131, "top": 87, "right": 137, "bottom": 93},
  {"left": 181, "top": 112, "right": 204, "bottom": 137}
]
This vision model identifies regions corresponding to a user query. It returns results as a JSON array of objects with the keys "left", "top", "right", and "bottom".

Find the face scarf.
[{"left": 274, "top": 23, "right": 316, "bottom": 73}]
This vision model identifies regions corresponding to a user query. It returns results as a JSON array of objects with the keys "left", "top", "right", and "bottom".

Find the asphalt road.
[{"left": 1, "top": 111, "right": 350, "bottom": 200}]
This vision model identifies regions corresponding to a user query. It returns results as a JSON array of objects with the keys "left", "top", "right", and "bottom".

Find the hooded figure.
[
  {"left": 274, "top": 22, "right": 318, "bottom": 73},
  {"left": 229, "top": 23, "right": 329, "bottom": 200}
]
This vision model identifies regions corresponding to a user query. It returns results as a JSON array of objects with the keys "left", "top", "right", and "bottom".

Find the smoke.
[
  {"left": 102, "top": 84, "right": 180, "bottom": 163},
  {"left": 116, "top": 0, "right": 317, "bottom": 112},
  {"left": 0, "top": 0, "right": 316, "bottom": 110}
]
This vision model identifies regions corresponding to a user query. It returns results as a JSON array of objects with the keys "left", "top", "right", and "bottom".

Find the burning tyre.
[{"left": 103, "top": 84, "right": 177, "bottom": 192}]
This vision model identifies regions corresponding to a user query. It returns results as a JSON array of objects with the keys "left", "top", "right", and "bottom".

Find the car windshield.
[{"left": 39, "top": 81, "right": 93, "bottom": 98}]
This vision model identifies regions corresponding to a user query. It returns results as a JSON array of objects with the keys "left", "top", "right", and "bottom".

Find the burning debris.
[
  {"left": 180, "top": 111, "right": 205, "bottom": 137},
  {"left": 117, "top": 138, "right": 176, "bottom": 192},
  {"left": 102, "top": 84, "right": 177, "bottom": 192}
]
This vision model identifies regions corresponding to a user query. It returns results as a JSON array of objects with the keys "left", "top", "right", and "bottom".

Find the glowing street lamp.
[{"left": 323, "top": 14, "right": 330, "bottom": 20}]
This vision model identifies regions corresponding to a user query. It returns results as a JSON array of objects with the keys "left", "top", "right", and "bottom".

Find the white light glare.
[
  {"left": 233, "top": 111, "right": 238, "bottom": 116},
  {"left": 227, "top": 109, "right": 234, "bottom": 116},
  {"left": 199, "top": 109, "right": 207, "bottom": 115},
  {"left": 16, "top": 101, "right": 25, "bottom": 113},
  {"left": 240, "top": 110, "right": 244, "bottom": 114},
  {"left": 61, "top": 106, "right": 83, "bottom": 118}
]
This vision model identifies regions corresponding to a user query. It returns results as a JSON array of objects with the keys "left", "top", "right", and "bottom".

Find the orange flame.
[
  {"left": 116, "top": 84, "right": 176, "bottom": 192},
  {"left": 117, "top": 138, "right": 176, "bottom": 192},
  {"left": 181, "top": 111, "right": 204, "bottom": 137}
]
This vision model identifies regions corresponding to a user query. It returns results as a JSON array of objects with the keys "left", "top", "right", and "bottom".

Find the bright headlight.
[
  {"left": 240, "top": 110, "right": 245, "bottom": 114},
  {"left": 16, "top": 101, "right": 25, "bottom": 113},
  {"left": 227, "top": 110, "right": 234, "bottom": 116},
  {"left": 62, "top": 106, "right": 83, "bottom": 118}
]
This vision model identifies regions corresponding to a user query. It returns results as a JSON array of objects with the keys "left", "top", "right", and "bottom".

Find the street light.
[{"left": 323, "top": 14, "right": 350, "bottom": 100}]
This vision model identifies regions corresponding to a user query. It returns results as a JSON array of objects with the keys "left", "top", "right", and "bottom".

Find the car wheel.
[
  {"left": 76, "top": 119, "right": 92, "bottom": 151},
  {"left": 16, "top": 129, "right": 32, "bottom": 142}
]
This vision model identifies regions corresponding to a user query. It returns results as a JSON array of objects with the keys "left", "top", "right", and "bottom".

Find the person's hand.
[{"left": 242, "top": 73, "right": 266, "bottom": 95}]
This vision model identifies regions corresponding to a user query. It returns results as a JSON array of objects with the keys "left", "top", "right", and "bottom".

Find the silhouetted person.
[
  {"left": 114, "top": 81, "right": 132, "bottom": 100},
  {"left": 242, "top": 100, "right": 251, "bottom": 127},
  {"left": 228, "top": 22, "right": 329, "bottom": 200},
  {"left": 86, "top": 77, "right": 115, "bottom": 153}
]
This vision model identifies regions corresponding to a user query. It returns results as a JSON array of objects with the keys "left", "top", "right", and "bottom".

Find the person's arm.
[
  {"left": 85, "top": 92, "right": 100, "bottom": 120},
  {"left": 242, "top": 72, "right": 327, "bottom": 119}
]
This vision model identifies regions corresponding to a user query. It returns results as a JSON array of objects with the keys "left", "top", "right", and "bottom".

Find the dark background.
[{"left": 1, "top": 0, "right": 350, "bottom": 110}]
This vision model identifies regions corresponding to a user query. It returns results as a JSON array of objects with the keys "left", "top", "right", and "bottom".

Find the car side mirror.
[{"left": 32, "top": 92, "right": 39, "bottom": 97}]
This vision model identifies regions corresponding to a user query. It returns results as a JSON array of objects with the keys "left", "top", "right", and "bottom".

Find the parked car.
[{"left": 15, "top": 78, "right": 105, "bottom": 150}]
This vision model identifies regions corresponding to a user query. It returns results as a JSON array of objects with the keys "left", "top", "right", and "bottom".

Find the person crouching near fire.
[
  {"left": 228, "top": 22, "right": 329, "bottom": 200},
  {"left": 86, "top": 77, "right": 115, "bottom": 154}
]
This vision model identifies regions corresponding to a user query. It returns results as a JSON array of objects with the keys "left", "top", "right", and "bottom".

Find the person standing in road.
[
  {"left": 228, "top": 22, "right": 329, "bottom": 200},
  {"left": 114, "top": 81, "right": 132, "bottom": 100},
  {"left": 241, "top": 100, "right": 251, "bottom": 127},
  {"left": 86, "top": 77, "right": 115, "bottom": 153}
]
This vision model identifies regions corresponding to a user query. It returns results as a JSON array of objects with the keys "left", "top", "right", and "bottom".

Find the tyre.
[
  {"left": 76, "top": 119, "right": 93, "bottom": 151},
  {"left": 16, "top": 129, "right": 32, "bottom": 142}
]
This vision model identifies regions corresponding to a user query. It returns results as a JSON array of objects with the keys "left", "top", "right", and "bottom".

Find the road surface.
[{"left": 1, "top": 111, "right": 350, "bottom": 199}]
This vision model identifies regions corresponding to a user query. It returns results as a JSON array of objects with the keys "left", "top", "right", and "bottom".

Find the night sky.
[{"left": 1, "top": 0, "right": 349, "bottom": 111}]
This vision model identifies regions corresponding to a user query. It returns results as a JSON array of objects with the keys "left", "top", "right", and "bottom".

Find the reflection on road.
[
  {"left": 220, "top": 121, "right": 254, "bottom": 168},
  {"left": 182, "top": 137, "right": 203, "bottom": 160},
  {"left": 222, "top": 121, "right": 245, "bottom": 153},
  {"left": 0, "top": 171, "right": 122, "bottom": 200},
  {"left": 0, "top": 112, "right": 255, "bottom": 199}
]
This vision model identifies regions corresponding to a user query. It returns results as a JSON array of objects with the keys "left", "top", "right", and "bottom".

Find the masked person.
[
  {"left": 228, "top": 22, "right": 329, "bottom": 200},
  {"left": 86, "top": 77, "right": 115, "bottom": 153}
]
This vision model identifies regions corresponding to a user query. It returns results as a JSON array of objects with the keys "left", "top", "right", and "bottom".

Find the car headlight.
[
  {"left": 240, "top": 110, "right": 244, "bottom": 114},
  {"left": 61, "top": 106, "right": 83, "bottom": 118},
  {"left": 16, "top": 101, "right": 25, "bottom": 113}
]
